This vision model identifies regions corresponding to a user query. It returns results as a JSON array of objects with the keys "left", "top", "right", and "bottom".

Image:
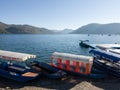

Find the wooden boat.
[
  {"left": 50, "top": 52, "right": 106, "bottom": 79},
  {"left": 27, "top": 61, "right": 66, "bottom": 79},
  {"left": 0, "top": 50, "right": 40, "bottom": 82},
  {"left": 89, "top": 49, "right": 120, "bottom": 77}
]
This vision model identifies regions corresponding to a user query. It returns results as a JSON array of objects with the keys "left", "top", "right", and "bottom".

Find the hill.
[
  {"left": 0, "top": 22, "right": 54, "bottom": 34},
  {"left": 0, "top": 22, "right": 9, "bottom": 33},
  {"left": 71, "top": 23, "right": 120, "bottom": 34},
  {"left": 55, "top": 29, "right": 73, "bottom": 34}
]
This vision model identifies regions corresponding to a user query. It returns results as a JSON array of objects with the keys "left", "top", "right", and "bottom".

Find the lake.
[{"left": 0, "top": 34, "right": 120, "bottom": 63}]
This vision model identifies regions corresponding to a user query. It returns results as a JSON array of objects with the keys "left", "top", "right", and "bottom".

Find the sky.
[{"left": 0, "top": 0, "right": 120, "bottom": 30}]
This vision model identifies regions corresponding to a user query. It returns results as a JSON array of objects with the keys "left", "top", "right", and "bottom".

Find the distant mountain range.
[
  {"left": 0, "top": 22, "right": 54, "bottom": 34},
  {"left": 71, "top": 23, "right": 120, "bottom": 34},
  {"left": 1, "top": 22, "right": 120, "bottom": 34},
  {"left": 0, "top": 22, "right": 73, "bottom": 34}
]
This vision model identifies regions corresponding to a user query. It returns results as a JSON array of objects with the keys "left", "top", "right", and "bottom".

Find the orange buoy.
[
  {"left": 66, "top": 60, "right": 70, "bottom": 70},
  {"left": 57, "top": 58, "right": 62, "bottom": 68},
  {"left": 85, "top": 63, "right": 90, "bottom": 74},
  {"left": 75, "top": 61, "right": 80, "bottom": 72}
]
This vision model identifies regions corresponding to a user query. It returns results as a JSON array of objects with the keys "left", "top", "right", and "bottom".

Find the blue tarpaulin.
[{"left": 89, "top": 49, "right": 120, "bottom": 62}]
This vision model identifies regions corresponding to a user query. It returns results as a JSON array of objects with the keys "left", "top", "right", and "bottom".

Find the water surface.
[{"left": 0, "top": 34, "right": 120, "bottom": 62}]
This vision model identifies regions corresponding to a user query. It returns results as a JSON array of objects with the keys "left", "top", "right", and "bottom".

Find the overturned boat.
[
  {"left": 50, "top": 52, "right": 106, "bottom": 79},
  {"left": 0, "top": 50, "right": 40, "bottom": 82}
]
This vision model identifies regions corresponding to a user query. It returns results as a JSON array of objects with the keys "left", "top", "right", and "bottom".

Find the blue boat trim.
[{"left": 89, "top": 49, "right": 120, "bottom": 62}]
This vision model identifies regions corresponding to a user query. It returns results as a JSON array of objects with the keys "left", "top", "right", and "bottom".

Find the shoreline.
[{"left": 0, "top": 75, "right": 120, "bottom": 90}]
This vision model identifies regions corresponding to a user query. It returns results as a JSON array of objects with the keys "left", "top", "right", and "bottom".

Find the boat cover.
[
  {"left": 96, "top": 44, "right": 120, "bottom": 50},
  {"left": 109, "top": 49, "right": 120, "bottom": 55},
  {"left": 52, "top": 52, "right": 93, "bottom": 63},
  {"left": 0, "top": 50, "right": 36, "bottom": 61},
  {"left": 89, "top": 49, "right": 120, "bottom": 62}
]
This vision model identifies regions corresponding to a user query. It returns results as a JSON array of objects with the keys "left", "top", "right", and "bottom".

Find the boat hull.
[
  {"left": 79, "top": 42, "right": 90, "bottom": 48},
  {"left": 27, "top": 61, "right": 66, "bottom": 79},
  {"left": 0, "top": 62, "right": 40, "bottom": 82},
  {"left": 0, "top": 69, "right": 37, "bottom": 82},
  {"left": 93, "top": 59, "right": 120, "bottom": 77},
  {"left": 52, "top": 66, "right": 106, "bottom": 79}
]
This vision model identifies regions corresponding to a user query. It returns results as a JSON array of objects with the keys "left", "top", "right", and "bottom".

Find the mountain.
[
  {"left": 54, "top": 29, "right": 73, "bottom": 34},
  {"left": 58, "top": 29, "right": 73, "bottom": 34},
  {"left": 0, "top": 22, "right": 9, "bottom": 33},
  {"left": 0, "top": 22, "right": 54, "bottom": 34},
  {"left": 71, "top": 23, "right": 120, "bottom": 34},
  {"left": 1, "top": 22, "right": 120, "bottom": 34}
]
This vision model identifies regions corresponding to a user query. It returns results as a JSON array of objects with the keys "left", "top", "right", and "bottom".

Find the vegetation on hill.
[
  {"left": 0, "top": 22, "right": 54, "bottom": 34},
  {"left": 71, "top": 23, "right": 120, "bottom": 34}
]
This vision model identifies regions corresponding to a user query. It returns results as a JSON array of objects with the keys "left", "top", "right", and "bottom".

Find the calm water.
[{"left": 0, "top": 34, "right": 120, "bottom": 63}]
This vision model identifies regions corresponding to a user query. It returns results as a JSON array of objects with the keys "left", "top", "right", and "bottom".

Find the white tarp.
[
  {"left": 96, "top": 44, "right": 120, "bottom": 50},
  {"left": 52, "top": 52, "right": 93, "bottom": 63},
  {"left": 0, "top": 50, "right": 36, "bottom": 61},
  {"left": 109, "top": 49, "right": 120, "bottom": 55}
]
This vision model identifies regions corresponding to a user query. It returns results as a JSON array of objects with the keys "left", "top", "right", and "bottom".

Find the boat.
[
  {"left": 79, "top": 40, "right": 95, "bottom": 49},
  {"left": 79, "top": 40, "right": 90, "bottom": 48},
  {"left": 108, "top": 34, "right": 111, "bottom": 36},
  {"left": 0, "top": 50, "right": 40, "bottom": 82},
  {"left": 89, "top": 49, "right": 120, "bottom": 62},
  {"left": 27, "top": 61, "right": 66, "bottom": 79},
  {"left": 50, "top": 52, "right": 106, "bottom": 79},
  {"left": 96, "top": 44, "right": 120, "bottom": 50},
  {"left": 89, "top": 49, "right": 120, "bottom": 77}
]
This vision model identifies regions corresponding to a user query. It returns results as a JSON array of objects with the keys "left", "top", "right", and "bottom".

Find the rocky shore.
[{"left": 0, "top": 75, "right": 120, "bottom": 90}]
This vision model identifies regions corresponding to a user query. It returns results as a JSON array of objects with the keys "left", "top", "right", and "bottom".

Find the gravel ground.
[{"left": 0, "top": 75, "right": 120, "bottom": 90}]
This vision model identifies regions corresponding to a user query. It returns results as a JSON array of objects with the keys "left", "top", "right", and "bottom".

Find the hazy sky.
[{"left": 0, "top": 0, "right": 120, "bottom": 30}]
